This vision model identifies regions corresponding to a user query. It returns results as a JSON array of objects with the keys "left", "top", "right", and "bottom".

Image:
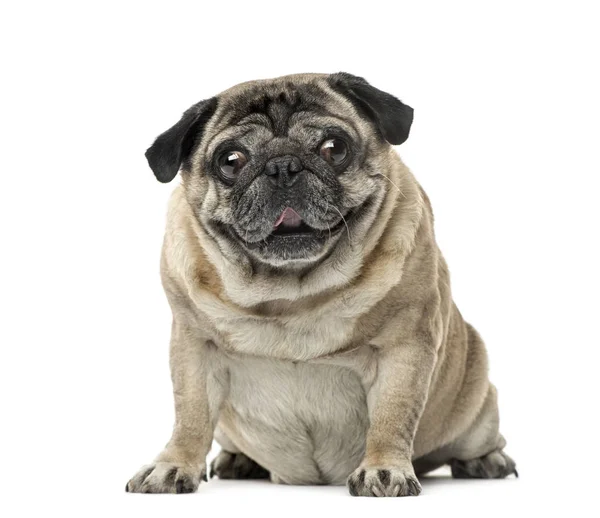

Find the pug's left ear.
[
  {"left": 328, "top": 72, "right": 413, "bottom": 145},
  {"left": 145, "top": 97, "right": 218, "bottom": 183}
]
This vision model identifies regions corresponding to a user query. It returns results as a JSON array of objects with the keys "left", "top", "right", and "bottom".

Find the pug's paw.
[
  {"left": 210, "top": 450, "right": 270, "bottom": 480},
  {"left": 126, "top": 462, "right": 206, "bottom": 494},
  {"left": 451, "top": 449, "right": 518, "bottom": 479},
  {"left": 347, "top": 465, "right": 422, "bottom": 497}
]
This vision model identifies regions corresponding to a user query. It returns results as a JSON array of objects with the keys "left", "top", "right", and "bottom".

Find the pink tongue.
[{"left": 274, "top": 207, "right": 302, "bottom": 228}]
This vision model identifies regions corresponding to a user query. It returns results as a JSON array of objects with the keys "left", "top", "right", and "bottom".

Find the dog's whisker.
[
  {"left": 331, "top": 205, "right": 351, "bottom": 244},
  {"left": 324, "top": 200, "right": 332, "bottom": 240},
  {"left": 375, "top": 172, "right": 406, "bottom": 198}
]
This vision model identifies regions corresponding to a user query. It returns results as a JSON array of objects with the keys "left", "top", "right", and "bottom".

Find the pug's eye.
[
  {"left": 319, "top": 138, "right": 348, "bottom": 166},
  {"left": 218, "top": 150, "right": 247, "bottom": 180}
]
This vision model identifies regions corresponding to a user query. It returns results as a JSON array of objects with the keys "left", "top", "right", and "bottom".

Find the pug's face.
[{"left": 146, "top": 73, "right": 413, "bottom": 267}]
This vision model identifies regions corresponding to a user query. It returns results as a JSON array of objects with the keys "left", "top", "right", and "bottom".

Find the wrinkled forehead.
[{"left": 202, "top": 76, "right": 364, "bottom": 156}]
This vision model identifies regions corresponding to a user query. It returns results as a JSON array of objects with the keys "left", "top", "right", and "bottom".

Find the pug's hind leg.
[
  {"left": 448, "top": 384, "right": 517, "bottom": 479},
  {"left": 210, "top": 450, "right": 270, "bottom": 480}
]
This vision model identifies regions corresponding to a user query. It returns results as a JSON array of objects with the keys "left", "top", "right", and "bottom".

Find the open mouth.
[{"left": 220, "top": 203, "right": 362, "bottom": 262}]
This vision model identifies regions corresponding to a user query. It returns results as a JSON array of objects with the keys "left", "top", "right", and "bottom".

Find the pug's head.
[{"left": 146, "top": 73, "right": 413, "bottom": 268}]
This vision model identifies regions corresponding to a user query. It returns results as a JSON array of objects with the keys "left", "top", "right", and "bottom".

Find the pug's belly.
[{"left": 216, "top": 355, "right": 369, "bottom": 485}]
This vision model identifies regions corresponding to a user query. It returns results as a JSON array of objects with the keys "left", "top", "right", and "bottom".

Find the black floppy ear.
[
  {"left": 328, "top": 72, "right": 413, "bottom": 145},
  {"left": 145, "top": 97, "right": 218, "bottom": 183}
]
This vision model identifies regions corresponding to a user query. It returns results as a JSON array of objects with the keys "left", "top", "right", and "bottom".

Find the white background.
[{"left": 1, "top": 1, "right": 599, "bottom": 516}]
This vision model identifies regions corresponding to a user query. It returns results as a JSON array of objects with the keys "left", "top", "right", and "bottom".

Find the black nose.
[{"left": 264, "top": 155, "right": 303, "bottom": 187}]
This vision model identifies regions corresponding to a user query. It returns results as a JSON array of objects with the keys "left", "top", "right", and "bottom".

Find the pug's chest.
[{"left": 214, "top": 310, "right": 358, "bottom": 360}]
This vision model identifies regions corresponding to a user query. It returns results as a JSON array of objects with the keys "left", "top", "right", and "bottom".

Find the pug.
[{"left": 125, "top": 72, "right": 517, "bottom": 497}]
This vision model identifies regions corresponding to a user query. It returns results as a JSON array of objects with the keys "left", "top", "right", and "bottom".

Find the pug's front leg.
[
  {"left": 126, "top": 320, "right": 227, "bottom": 494},
  {"left": 348, "top": 335, "right": 437, "bottom": 497}
]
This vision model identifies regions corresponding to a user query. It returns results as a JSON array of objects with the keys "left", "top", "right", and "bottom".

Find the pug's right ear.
[{"left": 145, "top": 97, "right": 218, "bottom": 183}]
